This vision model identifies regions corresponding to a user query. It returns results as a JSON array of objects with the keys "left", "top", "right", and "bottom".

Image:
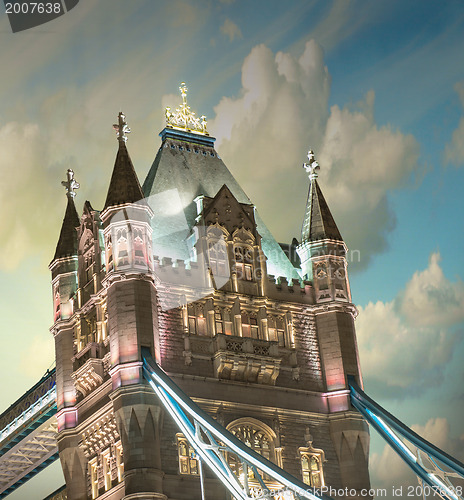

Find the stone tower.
[{"left": 50, "top": 86, "right": 371, "bottom": 500}]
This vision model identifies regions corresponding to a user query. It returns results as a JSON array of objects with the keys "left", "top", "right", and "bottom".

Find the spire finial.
[
  {"left": 113, "top": 111, "right": 131, "bottom": 143},
  {"left": 303, "top": 149, "right": 320, "bottom": 180},
  {"left": 61, "top": 169, "right": 80, "bottom": 199},
  {"left": 165, "top": 82, "right": 209, "bottom": 136}
]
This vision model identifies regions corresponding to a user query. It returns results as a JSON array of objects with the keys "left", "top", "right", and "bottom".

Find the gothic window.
[
  {"left": 215, "top": 307, "right": 233, "bottom": 335},
  {"left": 115, "top": 442, "right": 124, "bottom": 483},
  {"left": 227, "top": 420, "right": 279, "bottom": 482},
  {"left": 89, "top": 458, "right": 99, "bottom": 499},
  {"left": 133, "top": 227, "right": 146, "bottom": 266},
  {"left": 187, "top": 304, "right": 207, "bottom": 336},
  {"left": 300, "top": 453, "right": 324, "bottom": 488},
  {"left": 268, "top": 316, "right": 286, "bottom": 347},
  {"left": 241, "top": 311, "right": 259, "bottom": 339},
  {"left": 177, "top": 434, "right": 199, "bottom": 475},
  {"left": 84, "top": 249, "right": 94, "bottom": 284},
  {"left": 116, "top": 228, "right": 129, "bottom": 267},
  {"left": 54, "top": 285, "right": 60, "bottom": 322},
  {"left": 234, "top": 245, "right": 253, "bottom": 281},
  {"left": 208, "top": 239, "right": 228, "bottom": 276}
]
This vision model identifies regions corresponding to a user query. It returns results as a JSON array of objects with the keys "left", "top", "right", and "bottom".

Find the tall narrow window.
[
  {"left": 133, "top": 227, "right": 146, "bottom": 266},
  {"left": 115, "top": 442, "right": 124, "bottom": 483},
  {"left": 268, "top": 316, "right": 286, "bottom": 346},
  {"left": 187, "top": 304, "right": 207, "bottom": 336},
  {"left": 106, "top": 234, "right": 113, "bottom": 271},
  {"left": 215, "top": 308, "right": 223, "bottom": 334},
  {"left": 102, "top": 450, "right": 112, "bottom": 491},
  {"left": 242, "top": 312, "right": 259, "bottom": 339},
  {"left": 116, "top": 228, "right": 129, "bottom": 267},
  {"left": 208, "top": 240, "right": 228, "bottom": 276},
  {"left": 234, "top": 245, "right": 253, "bottom": 281},
  {"left": 177, "top": 435, "right": 199, "bottom": 475},
  {"left": 89, "top": 458, "right": 99, "bottom": 499}
]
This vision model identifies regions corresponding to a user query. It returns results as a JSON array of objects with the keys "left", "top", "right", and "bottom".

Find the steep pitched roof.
[
  {"left": 104, "top": 142, "right": 144, "bottom": 210},
  {"left": 301, "top": 179, "right": 343, "bottom": 243},
  {"left": 142, "top": 128, "right": 299, "bottom": 279},
  {"left": 53, "top": 196, "right": 80, "bottom": 260}
]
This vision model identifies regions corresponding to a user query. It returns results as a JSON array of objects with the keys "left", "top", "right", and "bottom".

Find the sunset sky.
[{"left": 1, "top": 1, "right": 463, "bottom": 497}]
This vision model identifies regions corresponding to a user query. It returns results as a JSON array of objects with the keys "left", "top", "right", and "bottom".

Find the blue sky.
[{"left": 0, "top": 1, "right": 463, "bottom": 498}]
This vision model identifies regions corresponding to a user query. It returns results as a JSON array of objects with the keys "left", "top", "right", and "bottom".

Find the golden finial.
[{"left": 165, "top": 82, "right": 209, "bottom": 136}]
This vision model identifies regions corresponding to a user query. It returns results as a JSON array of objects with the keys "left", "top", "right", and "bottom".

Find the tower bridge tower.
[{"left": 50, "top": 85, "right": 371, "bottom": 499}]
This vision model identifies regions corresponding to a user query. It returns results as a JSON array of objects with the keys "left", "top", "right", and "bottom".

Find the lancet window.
[
  {"left": 299, "top": 438, "right": 325, "bottom": 488},
  {"left": 208, "top": 239, "right": 228, "bottom": 276},
  {"left": 116, "top": 228, "right": 129, "bottom": 267},
  {"left": 106, "top": 234, "right": 113, "bottom": 271},
  {"left": 234, "top": 245, "right": 253, "bottom": 281},
  {"left": 89, "top": 458, "right": 98, "bottom": 499},
  {"left": 133, "top": 227, "right": 146, "bottom": 266},
  {"left": 177, "top": 434, "right": 199, "bottom": 475}
]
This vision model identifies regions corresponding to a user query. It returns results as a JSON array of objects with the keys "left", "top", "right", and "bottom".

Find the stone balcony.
[
  {"left": 184, "top": 334, "right": 293, "bottom": 385},
  {"left": 72, "top": 342, "right": 109, "bottom": 398}
]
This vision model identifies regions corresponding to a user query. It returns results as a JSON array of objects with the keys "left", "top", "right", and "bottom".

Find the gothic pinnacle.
[
  {"left": 113, "top": 111, "right": 131, "bottom": 143},
  {"left": 61, "top": 169, "right": 80, "bottom": 199},
  {"left": 303, "top": 149, "right": 320, "bottom": 180}
]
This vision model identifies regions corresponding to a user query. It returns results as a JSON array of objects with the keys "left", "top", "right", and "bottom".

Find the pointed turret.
[
  {"left": 103, "top": 112, "right": 144, "bottom": 210},
  {"left": 53, "top": 169, "right": 80, "bottom": 260},
  {"left": 297, "top": 150, "right": 350, "bottom": 302},
  {"left": 300, "top": 150, "right": 342, "bottom": 244}
]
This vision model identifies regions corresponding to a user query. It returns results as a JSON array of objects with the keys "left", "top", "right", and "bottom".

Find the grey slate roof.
[
  {"left": 104, "top": 142, "right": 144, "bottom": 210},
  {"left": 142, "top": 128, "right": 299, "bottom": 280},
  {"left": 53, "top": 196, "right": 80, "bottom": 260},
  {"left": 301, "top": 179, "right": 343, "bottom": 243}
]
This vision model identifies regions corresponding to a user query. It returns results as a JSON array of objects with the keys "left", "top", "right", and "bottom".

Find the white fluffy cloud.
[
  {"left": 444, "top": 81, "right": 464, "bottom": 166},
  {"left": 210, "top": 41, "right": 420, "bottom": 268},
  {"left": 357, "top": 252, "right": 463, "bottom": 396}
]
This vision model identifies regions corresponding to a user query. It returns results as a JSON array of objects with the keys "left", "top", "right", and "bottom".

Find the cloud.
[
  {"left": 401, "top": 252, "right": 464, "bottom": 327},
  {"left": 209, "top": 41, "right": 420, "bottom": 269},
  {"left": 220, "top": 18, "right": 242, "bottom": 41},
  {"left": 444, "top": 81, "right": 464, "bottom": 166},
  {"left": 357, "top": 252, "right": 463, "bottom": 397},
  {"left": 370, "top": 418, "right": 464, "bottom": 496}
]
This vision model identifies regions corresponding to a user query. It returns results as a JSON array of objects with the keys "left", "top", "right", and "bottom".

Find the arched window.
[
  {"left": 106, "top": 234, "right": 113, "bottom": 271},
  {"left": 116, "top": 228, "right": 129, "bottom": 267},
  {"left": 133, "top": 227, "right": 146, "bottom": 266},
  {"left": 234, "top": 245, "right": 253, "bottom": 281},
  {"left": 208, "top": 239, "right": 228, "bottom": 277},
  {"left": 215, "top": 307, "right": 233, "bottom": 335},
  {"left": 187, "top": 304, "right": 207, "bottom": 336},
  {"left": 226, "top": 419, "right": 281, "bottom": 482},
  {"left": 177, "top": 434, "right": 199, "bottom": 475}
]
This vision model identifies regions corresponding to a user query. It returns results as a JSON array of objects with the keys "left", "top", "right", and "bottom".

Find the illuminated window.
[
  {"left": 102, "top": 450, "right": 111, "bottom": 491},
  {"left": 89, "top": 458, "right": 99, "bottom": 499},
  {"left": 208, "top": 240, "right": 228, "bottom": 276},
  {"left": 115, "top": 442, "right": 124, "bottom": 482},
  {"left": 242, "top": 312, "right": 259, "bottom": 339},
  {"left": 187, "top": 305, "right": 207, "bottom": 336},
  {"left": 54, "top": 286, "right": 60, "bottom": 322},
  {"left": 234, "top": 245, "right": 253, "bottom": 281},
  {"left": 268, "top": 316, "right": 286, "bottom": 346},
  {"left": 227, "top": 420, "right": 280, "bottom": 482},
  {"left": 215, "top": 307, "right": 233, "bottom": 335},
  {"left": 177, "top": 435, "right": 199, "bottom": 475},
  {"left": 106, "top": 234, "right": 113, "bottom": 271},
  {"left": 301, "top": 453, "right": 323, "bottom": 487},
  {"left": 133, "top": 227, "right": 146, "bottom": 266},
  {"left": 116, "top": 228, "right": 129, "bottom": 267}
]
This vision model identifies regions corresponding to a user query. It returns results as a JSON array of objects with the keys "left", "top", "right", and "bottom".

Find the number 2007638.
[{"left": 5, "top": 2, "right": 62, "bottom": 14}]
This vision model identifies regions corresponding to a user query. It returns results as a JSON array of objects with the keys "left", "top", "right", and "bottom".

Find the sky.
[{"left": 0, "top": 0, "right": 463, "bottom": 498}]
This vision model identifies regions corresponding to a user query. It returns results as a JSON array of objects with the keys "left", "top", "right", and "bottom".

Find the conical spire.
[
  {"left": 53, "top": 169, "right": 80, "bottom": 260},
  {"left": 103, "top": 112, "right": 144, "bottom": 210},
  {"left": 301, "top": 150, "right": 343, "bottom": 243}
]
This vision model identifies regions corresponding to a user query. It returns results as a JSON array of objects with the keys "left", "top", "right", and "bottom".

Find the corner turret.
[{"left": 296, "top": 150, "right": 350, "bottom": 303}]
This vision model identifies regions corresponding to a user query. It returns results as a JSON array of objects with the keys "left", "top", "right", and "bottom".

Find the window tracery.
[
  {"left": 177, "top": 434, "right": 199, "bottom": 475},
  {"left": 208, "top": 239, "right": 228, "bottom": 277},
  {"left": 241, "top": 311, "right": 259, "bottom": 339},
  {"left": 187, "top": 304, "right": 207, "bottom": 336},
  {"left": 116, "top": 228, "right": 129, "bottom": 267},
  {"left": 299, "top": 434, "right": 325, "bottom": 489},
  {"left": 267, "top": 316, "right": 286, "bottom": 347},
  {"left": 234, "top": 245, "right": 253, "bottom": 281}
]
